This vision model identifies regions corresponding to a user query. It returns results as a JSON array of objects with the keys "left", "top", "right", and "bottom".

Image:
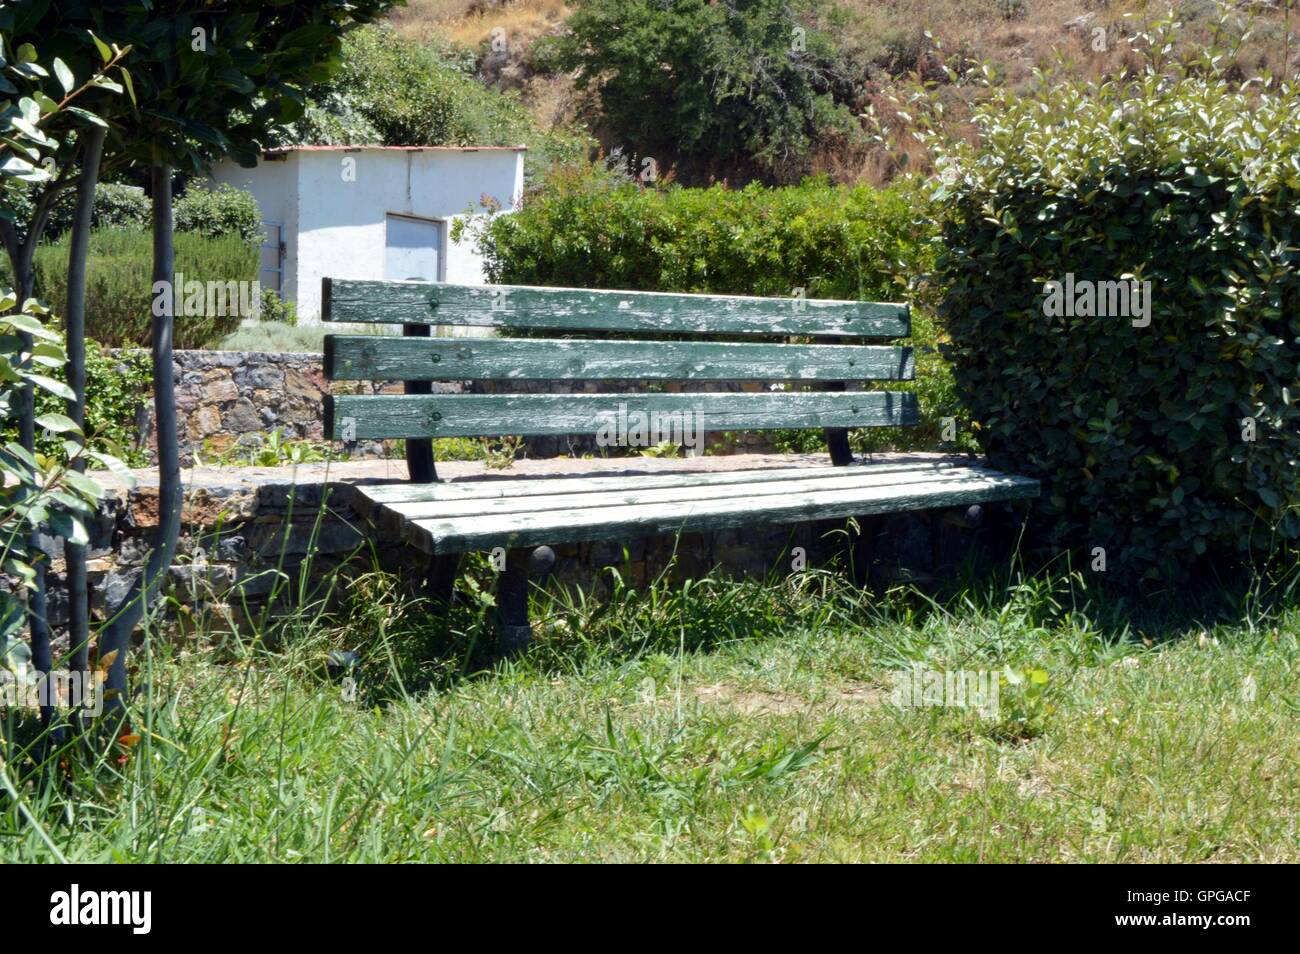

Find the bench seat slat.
[
  {"left": 347, "top": 460, "right": 969, "bottom": 522},
  {"left": 324, "top": 278, "right": 909, "bottom": 339},
  {"left": 356, "top": 460, "right": 970, "bottom": 505},
  {"left": 394, "top": 468, "right": 1040, "bottom": 553},
  {"left": 373, "top": 467, "right": 1010, "bottom": 537},
  {"left": 327, "top": 391, "right": 918, "bottom": 440},
  {"left": 325, "top": 336, "right": 915, "bottom": 383}
]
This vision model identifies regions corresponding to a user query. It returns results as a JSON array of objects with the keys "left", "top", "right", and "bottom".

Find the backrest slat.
[
  {"left": 322, "top": 278, "right": 921, "bottom": 448},
  {"left": 325, "top": 336, "right": 915, "bottom": 382},
  {"left": 324, "top": 278, "right": 909, "bottom": 339},
  {"left": 325, "top": 392, "right": 919, "bottom": 441}
]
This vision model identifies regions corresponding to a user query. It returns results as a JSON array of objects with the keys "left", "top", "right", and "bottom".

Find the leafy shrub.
[
  {"left": 333, "top": 24, "right": 492, "bottom": 145},
  {"left": 5, "top": 181, "right": 151, "bottom": 241},
  {"left": 25, "top": 342, "right": 153, "bottom": 468},
  {"left": 21, "top": 228, "right": 259, "bottom": 349},
  {"left": 272, "top": 89, "right": 382, "bottom": 147},
  {"left": 202, "top": 428, "right": 337, "bottom": 467},
  {"left": 89, "top": 182, "right": 152, "bottom": 232},
  {"left": 10, "top": 180, "right": 257, "bottom": 243},
  {"left": 174, "top": 184, "right": 264, "bottom": 244},
  {"left": 462, "top": 166, "right": 956, "bottom": 452},
  {"left": 259, "top": 287, "right": 297, "bottom": 326},
  {"left": 557, "top": 0, "right": 861, "bottom": 184},
  {"left": 470, "top": 165, "right": 928, "bottom": 299},
  {"left": 931, "top": 73, "right": 1300, "bottom": 581},
  {"left": 281, "top": 25, "right": 588, "bottom": 179}
]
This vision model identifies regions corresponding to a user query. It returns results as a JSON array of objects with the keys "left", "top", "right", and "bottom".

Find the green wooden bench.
[{"left": 321, "top": 277, "right": 1039, "bottom": 652}]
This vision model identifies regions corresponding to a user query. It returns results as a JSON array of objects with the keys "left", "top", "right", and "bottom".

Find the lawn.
[{"left": 3, "top": 559, "right": 1297, "bottom": 862}]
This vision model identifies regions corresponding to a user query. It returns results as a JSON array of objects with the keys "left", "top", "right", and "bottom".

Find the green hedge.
[
  {"left": 472, "top": 166, "right": 927, "bottom": 300},
  {"left": 462, "top": 166, "right": 957, "bottom": 452},
  {"left": 24, "top": 228, "right": 259, "bottom": 349},
  {"left": 932, "top": 74, "right": 1300, "bottom": 581}
]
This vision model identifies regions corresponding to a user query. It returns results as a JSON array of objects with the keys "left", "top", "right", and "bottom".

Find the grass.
[
  {"left": 217, "top": 321, "right": 405, "bottom": 354},
  {"left": 2, "top": 549, "right": 1297, "bottom": 862}
]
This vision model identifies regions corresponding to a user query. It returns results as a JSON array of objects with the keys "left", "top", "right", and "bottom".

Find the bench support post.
[
  {"left": 825, "top": 429, "right": 854, "bottom": 466},
  {"left": 403, "top": 323, "right": 437, "bottom": 484},
  {"left": 496, "top": 545, "right": 556, "bottom": 655},
  {"left": 426, "top": 552, "right": 462, "bottom": 613},
  {"left": 822, "top": 377, "right": 855, "bottom": 466},
  {"left": 849, "top": 515, "right": 880, "bottom": 587}
]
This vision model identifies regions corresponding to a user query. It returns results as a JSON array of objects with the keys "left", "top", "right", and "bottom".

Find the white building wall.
[
  {"left": 209, "top": 147, "right": 524, "bottom": 324},
  {"left": 208, "top": 153, "right": 300, "bottom": 306}
]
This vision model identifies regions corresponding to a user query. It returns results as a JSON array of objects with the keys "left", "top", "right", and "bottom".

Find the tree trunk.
[
  {"left": 63, "top": 127, "right": 106, "bottom": 677},
  {"left": 100, "top": 164, "right": 180, "bottom": 708},
  {"left": 2, "top": 179, "right": 71, "bottom": 727},
  {"left": 13, "top": 202, "right": 52, "bottom": 722}
]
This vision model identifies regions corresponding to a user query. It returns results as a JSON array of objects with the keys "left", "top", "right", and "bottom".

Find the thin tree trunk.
[
  {"left": 14, "top": 213, "right": 50, "bottom": 722},
  {"left": 2, "top": 179, "right": 71, "bottom": 727},
  {"left": 101, "top": 164, "right": 180, "bottom": 708},
  {"left": 64, "top": 126, "right": 106, "bottom": 677}
]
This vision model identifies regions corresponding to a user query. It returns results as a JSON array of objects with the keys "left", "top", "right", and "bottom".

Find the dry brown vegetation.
[
  {"left": 391, "top": 0, "right": 570, "bottom": 47},
  {"left": 387, "top": 0, "right": 1299, "bottom": 185}
]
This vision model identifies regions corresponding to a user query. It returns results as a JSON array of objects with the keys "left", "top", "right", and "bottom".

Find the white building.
[{"left": 208, "top": 145, "right": 526, "bottom": 324}]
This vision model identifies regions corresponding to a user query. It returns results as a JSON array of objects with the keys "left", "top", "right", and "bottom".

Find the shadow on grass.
[{"left": 296, "top": 526, "right": 1300, "bottom": 707}]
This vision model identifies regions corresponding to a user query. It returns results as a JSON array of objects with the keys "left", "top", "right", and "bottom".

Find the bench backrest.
[{"left": 321, "top": 278, "right": 916, "bottom": 480}]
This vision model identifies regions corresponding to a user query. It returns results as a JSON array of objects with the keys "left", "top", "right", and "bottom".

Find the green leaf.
[
  {"left": 86, "top": 450, "right": 135, "bottom": 482},
  {"left": 89, "top": 31, "right": 113, "bottom": 65},
  {"left": 35, "top": 412, "right": 79, "bottom": 434},
  {"left": 62, "top": 470, "right": 104, "bottom": 500},
  {"left": 27, "top": 374, "right": 75, "bottom": 400},
  {"left": 0, "top": 155, "right": 47, "bottom": 182},
  {"left": 49, "top": 511, "right": 89, "bottom": 545},
  {"left": 2, "top": 312, "right": 58, "bottom": 339},
  {"left": 120, "top": 67, "right": 136, "bottom": 106},
  {"left": 65, "top": 106, "right": 108, "bottom": 128},
  {"left": 52, "top": 57, "right": 74, "bottom": 94}
]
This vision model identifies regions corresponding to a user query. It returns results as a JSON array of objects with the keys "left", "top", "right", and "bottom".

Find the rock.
[
  {"left": 223, "top": 399, "right": 263, "bottom": 432},
  {"left": 168, "top": 562, "right": 235, "bottom": 595},
  {"left": 190, "top": 405, "right": 222, "bottom": 437},
  {"left": 96, "top": 568, "right": 140, "bottom": 610},
  {"left": 242, "top": 366, "right": 285, "bottom": 390},
  {"left": 202, "top": 377, "right": 239, "bottom": 404},
  {"left": 216, "top": 535, "right": 246, "bottom": 562},
  {"left": 284, "top": 368, "right": 323, "bottom": 403},
  {"left": 1065, "top": 12, "right": 1098, "bottom": 32}
]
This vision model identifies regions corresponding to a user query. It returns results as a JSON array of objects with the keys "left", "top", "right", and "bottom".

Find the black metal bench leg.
[
  {"left": 495, "top": 546, "right": 556, "bottom": 655},
  {"left": 426, "top": 552, "right": 462, "bottom": 613},
  {"left": 850, "top": 515, "right": 880, "bottom": 587}
]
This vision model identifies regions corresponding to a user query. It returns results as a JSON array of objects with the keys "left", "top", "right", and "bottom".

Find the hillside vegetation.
[{"left": 385, "top": 0, "right": 1300, "bottom": 185}]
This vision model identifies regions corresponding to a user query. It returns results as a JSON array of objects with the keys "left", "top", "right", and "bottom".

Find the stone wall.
[
  {"left": 139, "top": 350, "right": 459, "bottom": 465},
  {"left": 145, "top": 351, "right": 779, "bottom": 465},
  {"left": 177, "top": 351, "right": 329, "bottom": 446}
]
